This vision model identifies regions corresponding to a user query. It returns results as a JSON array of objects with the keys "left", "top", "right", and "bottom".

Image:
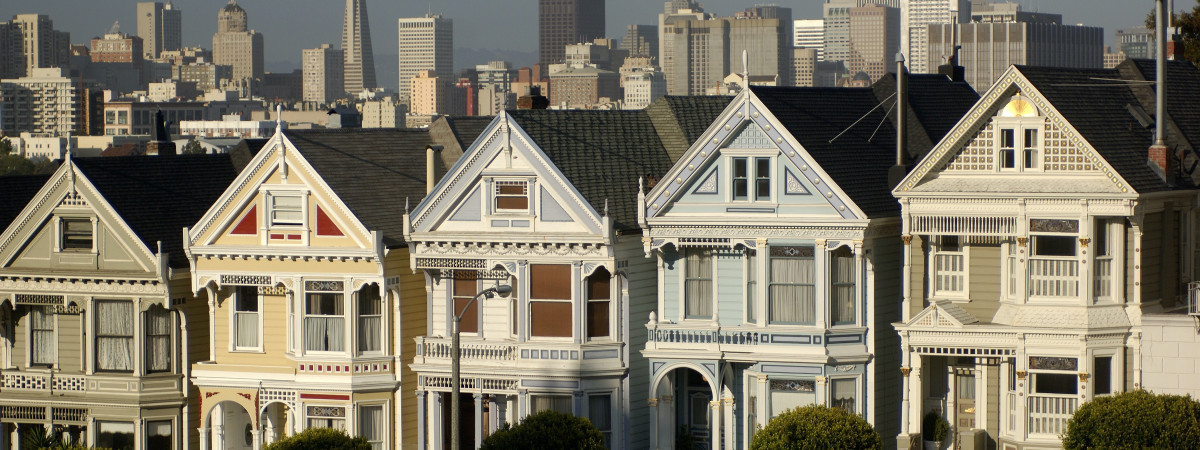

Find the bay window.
[
  {"left": 931, "top": 236, "right": 965, "bottom": 298},
  {"left": 684, "top": 249, "right": 713, "bottom": 319},
  {"left": 146, "top": 305, "right": 171, "bottom": 373},
  {"left": 305, "top": 288, "right": 345, "bottom": 352},
  {"left": 358, "top": 286, "right": 382, "bottom": 353},
  {"left": 746, "top": 250, "right": 758, "bottom": 322},
  {"left": 769, "top": 246, "right": 815, "bottom": 325},
  {"left": 95, "top": 300, "right": 133, "bottom": 372},
  {"left": 359, "top": 405, "right": 385, "bottom": 450},
  {"left": 830, "top": 247, "right": 856, "bottom": 325},
  {"left": 452, "top": 271, "right": 479, "bottom": 333},
  {"left": 29, "top": 305, "right": 54, "bottom": 366},
  {"left": 530, "top": 264, "right": 571, "bottom": 338},
  {"left": 586, "top": 268, "right": 611, "bottom": 339}
]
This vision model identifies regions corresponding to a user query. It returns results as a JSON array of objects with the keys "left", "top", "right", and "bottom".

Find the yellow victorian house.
[
  {"left": 184, "top": 124, "right": 481, "bottom": 450},
  {"left": 0, "top": 154, "right": 240, "bottom": 450}
]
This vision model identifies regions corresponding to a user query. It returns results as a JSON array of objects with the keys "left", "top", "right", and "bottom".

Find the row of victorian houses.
[{"left": 0, "top": 57, "right": 1198, "bottom": 450}]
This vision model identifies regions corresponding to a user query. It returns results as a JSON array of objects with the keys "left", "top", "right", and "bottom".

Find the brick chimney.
[
  {"left": 1148, "top": 143, "right": 1175, "bottom": 183},
  {"left": 517, "top": 86, "right": 549, "bottom": 110}
]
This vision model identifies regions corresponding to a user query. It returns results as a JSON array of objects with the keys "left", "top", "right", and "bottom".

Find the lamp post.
[{"left": 450, "top": 283, "right": 511, "bottom": 450}]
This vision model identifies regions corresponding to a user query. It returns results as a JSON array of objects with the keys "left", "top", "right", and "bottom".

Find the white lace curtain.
[
  {"left": 531, "top": 395, "right": 572, "bottom": 415},
  {"left": 770, "top": 253, "right": 815, "bottom": 324},
  {"left": 359, "top": 405, "right": 385, "bottom": 450},
  {"left": 358, "top": 287, "right": 381, "bottom": 353},
  {"left": 235, "top": 311, "right": 258, "bottom": 348},
  {"left": 684, "top": 249, "right": 713, "bottom": 318},
  {"left": 830, "top": 248, "right": 856, "bottom": 325},
  {"left": 96, "top": 301, "right": 133, "bottom": 371},
  {"left": 30, "top": 306, "right": 54, "bottom": 365},
  {"left": 146, "top": 306, "right": 171, "bottom": 372}
]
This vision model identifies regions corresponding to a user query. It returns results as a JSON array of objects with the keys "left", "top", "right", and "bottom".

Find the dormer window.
[
  {"left": 269, "top": 194, "right": 304, "bottom": 227},
  {"left": 494, "top": 180, "right": 529, "bottom": 212},
  {"left": 732, "top": 157, "right": 771, "bottom": 201},
  {"left": 996, "top": 95, "right": 1043, "bottom": 172},
  {"left": 61, "top": 219, "right": 93, "bottom": 251}
]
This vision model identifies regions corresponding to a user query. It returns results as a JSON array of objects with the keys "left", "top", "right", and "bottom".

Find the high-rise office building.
[
  {"left": 794, "top": 19, "right": 824, "bottom": 60},
  {"left": 929, "top": 10, "right": 1103, "bottom": 91},
  {"left": 342, "top": 0, "right": 376, "bottom": 95},
  {"left": 848, "top": 5, "right": 899, "bottom": 82},
  {"left": 397, "top": 14, "right": 452, "bottom": 107},
  {"left": 1116, "top": 27, "right": 1154, "bottom": 60},
  {"left": 212, "top": 0, "right": 264, "bottom": 88},
  {"left": 137, "top": 2, "right": 182, "bottom": 60},
  {"left": 660, "top": 6, "right": 793, "bottom": 95},
  {"left": 900, "top": 0, "right": 968, "bottom": 73},
  {"left": 303, "top": 44, "right": 345, "bottom": 104},
  {"left": 538, "top": 0, "right": 605, "bottom": 66},
  {"left": 409, "top": 70, "right": 445, "bottom": 115},
  {"left": 0, "top": 14, "right": 70, "bottom": 79},
  {"left": 622, "top": 24, "right": 658, "bottom": 58},
  {"left": 823, "top": 0, "right": 896, "bottom": 67}
]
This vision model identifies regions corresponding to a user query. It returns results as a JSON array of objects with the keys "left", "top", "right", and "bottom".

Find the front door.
[{"left": 955, "top": 367, "right": 976, "bottom": 430}]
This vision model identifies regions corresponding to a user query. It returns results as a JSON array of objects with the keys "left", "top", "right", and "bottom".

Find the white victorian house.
[
  {"left": 638, "top": 74, "right": 978, "bottom": 449},
  {"left": 892, "top": 60, "right": 1200, "bottom": 450},
  {"left": 404, "top": 98, "right": 728, "bottom": 449}
]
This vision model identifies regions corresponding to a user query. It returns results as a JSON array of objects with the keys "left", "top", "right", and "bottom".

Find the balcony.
[
  {"left": 643, "top": 321, "right": 846, "bottom": 359},
  {"left": 1028, "top": 258, "right": 1078, "bottom": 298},
  {"left": 1027, "top": 394, "right": 1077, "bottom": 436},
  {"left": 412, "top": 337, "right": 625, "bottom": 375},
  {"left": 0, "top": 370, "right": 183, "bottom": 397}
]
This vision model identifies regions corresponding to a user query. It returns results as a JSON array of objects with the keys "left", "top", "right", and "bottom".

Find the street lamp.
[{"left": 451, "top": 283, "right": 512, "bottom": 450}]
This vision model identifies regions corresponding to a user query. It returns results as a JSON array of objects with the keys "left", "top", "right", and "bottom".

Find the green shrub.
[
  {"left": 262, "top": 427, "right": 371, "bottom": 450},
  {"left": 480, "top": 410, "right": 605, "bottom": 450},
  {"left": 922, "top": 410, "right": 950, "bottom": 442},
  {"left": 750, "top": 405, "right": 881, "bottom": 450},
  {"left": 1062, "top": 389, "right": 1200, "bottom": 449}
]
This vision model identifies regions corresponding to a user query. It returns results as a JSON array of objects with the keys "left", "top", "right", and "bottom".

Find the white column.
[
  {"left": 814, "top": 240, "right": 828, "bottom": 327},
  {"left": 910, "top": 355, "right": 923, "bottom": 437},
  {"left": 648, "top": 398, "right": 659, "bottom": 450},
  {"left": 708, "top": 400, "right": 721, "bottom": 450},
  {"left": 198, "top": 426, "right": 210, "bottom": 450},
  {"left": 431, "top": 393, "right": 444, "bottom": 450},
  {"left": 488, "top": 395, "right": 500, "bottom": 434},
  {"left": 416, "top": 391, "right": 427, "bottom": 450},
  {"left": 659, "top": 394, "right": 675, "bottom": 450},
  {"left": 722, "top": 389, "right": 734, "bottom": 450},
  {"left": 206, "top": 286, "right": 217, "bottom": 361},
  {"left": 474, "top": 393, "right": 484, "bottom": 449}
]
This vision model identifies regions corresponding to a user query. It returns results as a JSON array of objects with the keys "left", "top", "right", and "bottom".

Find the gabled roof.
[
  {"left": 1118, "top": 59, "right": 1200, "bottom": 187},
  {"left": 645, "top": 96, "right": 734, "bottom": 161},
  {"left": 0, "top": 174, "right": 52, "bottom": 231},
  {"left": 72, "top": 155, "right": 239, "bottom": 268},
  {"left": 429, "top": 116, "right": 494, "bottom": 162},
  {"left": 281, "top": 129, "right": 440, "bottom": 248},
  {"left": 751, "top": 75, "right": 978, "bottom": 217}
]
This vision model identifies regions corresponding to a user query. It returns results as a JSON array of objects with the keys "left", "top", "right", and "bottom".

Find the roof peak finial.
[
  {"left": 740, "top": 49, "right": 749, "bottom": 90},
  {"left": 275, "top": 104, "right": 283, "bottom": 133}
]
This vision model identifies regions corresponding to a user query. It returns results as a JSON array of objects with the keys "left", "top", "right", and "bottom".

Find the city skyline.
[{"left": 0, "top": 0, "right": 1165, "bottom": 73}]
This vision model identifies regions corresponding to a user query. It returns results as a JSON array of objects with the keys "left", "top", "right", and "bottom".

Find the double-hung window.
[
  {"left": 359, "top": 405, "right": 385, "bottom": 450},
  {"left": 589, "top": 394, "right": 613, "bottom": 448},
  {"left": 769, "top": 246, "right": 815, "bottom": 325},
  {"left": 830, "top": 378, "right": 857, "bottom": 414},
  {"left": 732, "top": 157, "right": 771, "bottom": 201},
  {"left": 358, "top": 286, "right": 382, "bottom": 354},
  {"left": 268, "top": 193, "right": 303, "bottom": 227},
  {"left": 830, "top": 247, "right": 856, "bottom": 326},
  {"left": 745, "top": 250, "right": 758, "bottom": 323},
  {"left": 29, "top": 305, "right": 54, "bottom": 366},
  {"left": 1029, "top": 233, "right": 1078, "bottom": 297},
  {"left": 305, "top": 289, "right": 345, "bottom": 352},
  {"left": 61, "top": 218, "right": 93, "bottom": 251},
  {"left": 451, "top": 271, "right": 479, "bottom": 333},
  {"left": 997, "top": 96, "right": 1043, "bottom": 171},
  {"left": 530, "top": 264, "right": 572, "bottom": 338},
  {"left": 233, "top": 287, "right": 259, "bottom": 349},
  {"left": 95, "top": 300, "right": 134, "bottom": 372},
  {"left": 586, "top": 268, "right": 611, "bottom": 339},
  {"left": 1029, "top": 356, "right": 1078, "bottom": 395},
  {"left": 684, "top": 249, "right": 713, "bottom": 319},
  {"left": 494, "top": 180, "right": 529, "bottom": 212},
  {"left": 146, "top": 305, "right": 172, "bottom": 373},
  {"left": 931, "top": 236, "right": 966, "bottom": 298}
]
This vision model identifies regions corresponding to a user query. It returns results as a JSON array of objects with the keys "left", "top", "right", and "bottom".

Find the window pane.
[
  {"left": 236, "top": 287, "right": 258, "bottom": 312},
  {"left": 531, "top": 265, "right": 571, "bottom": 299},
  {"left": 769, "top": 247, "right": 815, "bottom": 324},
  {"left": 531, "top": 395, "right": 572, "bottom": 414},
  {"left": 305, "top": 293, "right": 344, "bottom": 352},
  {"left": 1033, "top": 373, "right": 1078, "bottom": 395},
  {"left": 587, "top": 301, "right": 609, "bottom": 338},
  {"left": 30, "top": 306, "right": 54, "bottom": 365},
  {"left": 496, "top": 196, "right": 529, "bottom": 210},
  {"left": 530, "top": 301, "right": 572, "bottom": 337},
  {"left": 1094, "top": 357, "right": 1112, "bottom": 395},
  {"left": 831, "top": 379, "right": 856, "bottom": 414},
  {"left": 62, "top": 219, "right": 93, "bottom": 250},
  {"left": 755, "top": 157, "right": 770, "bottom": 200},
  {"left": 733, "top": 157, "right": 748, "bottom": 200},
  {"left": 97, "top": 421, "right": 135, "bottom": 450},
  {"left": 746, "top": 251, "right": 757, "bottom": 322},
  {"left": 358, "top": 287, "right": 382, "bottom": 353},
  {"left": 96, "top": 300, "right": 134, "bottom": 371},
  {"left": 147, "top": 420, "right": 172, "bottom": 450},
  {"left": 1034, "top": 235, "right": 1076, "bottom": 257},
  {"left": 452, "top": 272, "right": 479, "bottom": 333},
  {"left": 454, "top": 299, "right": 479, "bottom": 333},
  {"left": 359, "top": 405, "right": 385, "bottom": 450},
  {"left": 147, "top": 306, "right": 172, "bottom": 372},
  {"left": 589, "top": 394, "right": 612, "bottom": 449},
  {"left": 685, "top": 249, "right": 713, "bottom": 318},
  {"left": 587, "top": 270, "right": 610, "bottom": 300},
  {"left": 830, "top": 248, "right": 856, "bottom": 325}
]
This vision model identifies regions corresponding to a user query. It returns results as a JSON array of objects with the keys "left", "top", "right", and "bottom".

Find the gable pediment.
[
  {"left": 410, "top": 114, "right": 604, "bottom": 238},
  {"left": 644, "top": 92, "right": 864, "bottom": 223},
  {"left": 897, "top": 68, "right": 1135, "bottom": 196},
  {"left": 903, "top": 301, "right": 980, "bottom": 329}
]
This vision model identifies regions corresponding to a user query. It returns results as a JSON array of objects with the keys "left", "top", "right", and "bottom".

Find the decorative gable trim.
[
  {"left": 230, "top": 205, "right": 257, "bottom": 235},
  {"left": 642, "top": 90, "right": 865, "bottom": 221},
  {"left": 903, "top": 301, "right": 980, "bottom": 329},
  {"left": 896, "top": 66, "right": 1135, "bottom": 195}
]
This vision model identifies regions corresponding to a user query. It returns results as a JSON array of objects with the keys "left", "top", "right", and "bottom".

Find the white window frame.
[
  {"left": 305, "top": 405, "right": 347, "bottom": 430},
  {"left": 1092, "top": 219, "right": 1118, "bottom": 304},
  {"left": 929, "top": 236, "right": 969, "bottom": 300},
  {"left": 994, "top": 118, "right": 1044, "bottom": 173},
  {"left": 492, "top": 179, "right": 531, "bottom": 214},
  {"left": 267, "top": 192, "right": 305, "bottom": 228},
  {"left": 304, "top": 286, "right": 347, "bottom": 354},
  {"left": 744, "top": 249, "right": 759, "bottom": 325},
  {"left": 1090, "top": 353, "right": 1117, "bottom": 398},
  {"left": 680, "top": 247, "right": 715, "bottom": 321},
  {"left": 728, "top": 154, "right": 773, "bottom": 202},
  {"left": 828, "top": 246, "right": 858, "bottom": 327},
  {"left": 57, "top": 216, "right": 96, "bottom": 253},
  {"left": 94, "top": 299, "right": 135, "bottom": 373},
  {"left": 587, "top": 391, "right": 614, "bottom": 449},
  {"left": 145, "top": 305, "right": 173, "bottom": 373},
  {"left": 767, "top": 245, "right": 817, "bottom": 325},
  {"left": 585, "top": 268, "right": 613, "bottom": 342},
  {"left": 27, "top": 305, "right": 56, "bottom": 368},
  {"left": 144, "top": 418, "right": 175, "bottom": 450},
  {"left": 356, "top": 285, "right": 384, "bottom": 356},
  {"left": 827, "top": 375, "right": 861, "bottom": 416},
  {"left": 527, "top": 264, "right": 574, "bottom": 341},
  {"left": 449, "top": 271, "right": 482, "bottom": 336},
  {"left": 357, "top": 403, "right": 388, "bottom": 450},
  {"left": 230, "top": 286, "right": 263, "bottom": 352}
]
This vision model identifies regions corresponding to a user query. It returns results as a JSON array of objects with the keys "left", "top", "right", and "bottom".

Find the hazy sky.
[{"left": 0, "top": 1, "right": 1167, "bottom": 68}]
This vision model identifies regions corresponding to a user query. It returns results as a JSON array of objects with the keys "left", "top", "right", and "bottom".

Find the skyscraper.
[
  {"left": 660, "top": 6, "right": 793, "bottom": 95},
  {"left": 303, "top": 44, "right": 344, "bottom": 104},
  {"left": 621, "top": 24, "right": 658, "bottom": 58},
  {"left": 0, "top": 14, "right": 70, "bottom": 79},
  {"left": 212, "top": 1, "right": 264, "bottom": 90},
  {"left": 794, "top": 19, "right": 825, "bottom": 60},
  {"left": 397, "top": 14, "right": 452, "bottom": 107},
  {"left": 900, "top": 0, "right": 969, "bottom": 73},
  {"left": 538, "top": 0, "right": 605, "bottom": 66},
  {"left": 823, "top": 0, "right": 896, "bottom": 67},
  {"left": 137, "top": 2, "right": 182, "bottom": 60},
  {"left": 341, "top": 0, "right": 376, "bottom": 95},
  {"left": 847, "top": 4, "right": 899, "bottom": 82}
]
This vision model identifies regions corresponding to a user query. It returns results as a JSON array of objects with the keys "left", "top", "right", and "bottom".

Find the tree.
[
  {"left": 480, "top": 410, "right": 606, "bottom": 450},
  {"left": 750, "top": 405, "right": 881, "bottom": 450},
  {"left": 0, "top": 153, "right": 35, "bottom": 176},
  {"left": 0, "top": 137, "right": 13, "bottom": 155},
  {"left": 182, "top": 138, "right": 205, "bottom": 155},
  {"left": 1146, "top": 2, "right": 1200, "bottom": 68},
  {"left": 262, "top": 427, "right": 371, "bottom": 450},
  {"left": 1062, "top": 390, "right": 1200, "bottom": 449}
]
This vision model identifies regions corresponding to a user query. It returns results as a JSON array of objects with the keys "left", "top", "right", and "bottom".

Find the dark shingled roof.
[
  {"left": 506, "top": 99, "right": 728, "bottom": 233},
  {"left": 752, "top": 74, "right": 978, "bottom": 217},
  {"left": 72, "top": 155, "right": 239, "bottom": 268},
  {"left": 282, "top": 129, "right": 439, "bottom": 248},
  {"left": 0, "top": 174, "right": 52, "bottom": 231},
  {"left": 1117, "top": 59, "right": 1200, "bottom": 188},
  {"left": 1016, "top": 61, "right": 1200, "bottom": 193}
]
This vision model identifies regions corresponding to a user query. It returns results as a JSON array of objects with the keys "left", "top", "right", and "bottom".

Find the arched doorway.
[
  {"left": 652, "top": 365, "right": 717, "bottom": 450},
  {"left": 259, "top": 402, "right": 292, "bottom": 446},
  {"left": 204, "top": 401, "right": 254, "bottom": 450}
]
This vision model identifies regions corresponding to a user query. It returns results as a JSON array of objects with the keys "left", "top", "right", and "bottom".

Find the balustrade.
[
  {"left": 1028, "top": 258, "right": 1078, "bottom": 297},
  {"left": 1027, "top": 394, "right": 1077, "bottom": 435}
]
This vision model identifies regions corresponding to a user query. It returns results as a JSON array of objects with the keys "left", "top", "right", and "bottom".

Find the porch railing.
[
  {"left": 416, "top": 337, "right": 516, "bottom": 361},
  {"left": 1094, "top": 257, "right": 1113, "bottom": 300},
  {"left": 1028, "top": 394, "right": 1077, "bottom": 436},
  {"left": 1028, "top": 258, "right": 1078, "bottom": 297}
]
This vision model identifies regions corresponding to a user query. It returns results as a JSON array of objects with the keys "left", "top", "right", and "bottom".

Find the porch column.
[
  {"left": 11, "top": 424, "right": 18, "bottom": 450},
  {"left": 648, "top": 398, "right": 659, "bottom": 450},
  {"left": 474, "top": 393, "right": 484, "bottom": 449},
  {"left": 756, "top": 374, "right": 768, "bottom": 427},
  {"left": 1015, "top": 334, "right": 1028, "bottom": 441},
  {"left": 708, "top": 400, "right": 721, "bottom": 450},
  {"left": 910, "top": 354, "right": 924, "bottom": 436},
  {"left": 814, "top": 240, "right": 828, "bottom": 327},
  {"left": 899, "top": 342, "right": 911, "bottom": 440},
  {"left": 206, "top": 286, "right": 217, "bottom": 361},
  {"left": 198, "top": 427, "right": 209, "bottom": 450},
  {"left": 416, "top": 391, "right": 426, "bottom": 450},
  {"left": 722, "top": 388, "right": 735, "bottom": 450},
  {"left": 432, "top": 393, "right": 444, "bottom": 450},
  {"left": 659, "top": 394, "right": 675, "bottom": 450},
  {"left": 488, "top": 395, "right": 500, "bottom": 435}
]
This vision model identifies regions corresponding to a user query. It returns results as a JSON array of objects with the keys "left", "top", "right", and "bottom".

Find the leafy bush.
[
  {"left": 480, "top": 410, "right": 605, "bottom": 450},
  {"left": 922, "top": 410, "right": 950, "bottom": 442},
  {"left": 750, "top": 405, "right": 881, "bottom": 450},
  {"left": 1062, "top": 389, "right": 1200, "bottom": 449},
  {"left": 262, "top": 427, "right": 371, "bottom": 450}
]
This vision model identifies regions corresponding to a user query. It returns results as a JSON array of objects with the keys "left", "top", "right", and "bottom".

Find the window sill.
[{"left": 229, "top": 348, "right": 265, "bottom": 354}]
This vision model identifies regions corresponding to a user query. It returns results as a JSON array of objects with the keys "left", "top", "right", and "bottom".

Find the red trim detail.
[
  {"left": 269, "top": 233, "right": 285, "bottom": 240},
  {"left": 231, "top": 205, "right": 257, "bottom": 235},
  {"left": 287, "top": 234, "right": 301, "bottom": 240},
  {"left": 300, "top": 393, "right": 350, "bottom": 400},
  {"left": 316, "top": 205, "right": 344, "bottom": 236}
]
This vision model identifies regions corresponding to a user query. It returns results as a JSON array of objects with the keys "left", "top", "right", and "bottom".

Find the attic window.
[
  {"left": 494, "top": 181, "right": 529, "bottom": 212},
  {"left": 61, "top": 219, "right": 93, "bottom": 251},
  {"left": 269, "top": 194, "right": 304, "bottom": 227}
]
